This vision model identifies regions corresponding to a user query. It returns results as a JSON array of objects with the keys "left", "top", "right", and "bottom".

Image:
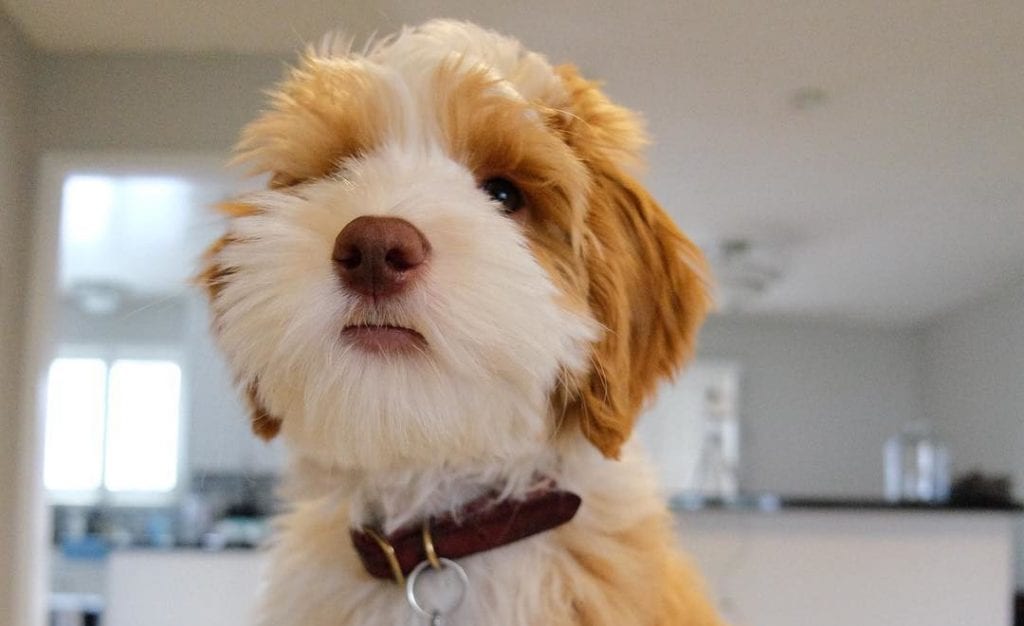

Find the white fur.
[
  {"left": 259, "top": 441, "right": 667, "bottom": 626},
  {"left": 209, "top": 20, "right": 669, "bottom": 626},
  {"left": 213, "top": 145, "right": 596, "bottom": 471},
  {"left": 365, "top": 20, "right": 567, "bottom": 106}
]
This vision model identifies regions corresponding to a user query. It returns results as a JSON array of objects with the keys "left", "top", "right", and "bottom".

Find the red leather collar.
[{"left": 350, "top": 487, "right": 582, "bottom": 582}]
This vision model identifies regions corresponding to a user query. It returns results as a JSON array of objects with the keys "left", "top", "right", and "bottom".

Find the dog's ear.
[
  {"left": 554, "top": 66, "right": 711, "bottom": 459},
  {"left": 552, "top": 65, "right": 649, "bottom": 172},
  {"left": 197, "top": 204, "right": 283, "bottom": 441},
  {"left": 243, "top": 380, "right": 283, "bottom": 441}
]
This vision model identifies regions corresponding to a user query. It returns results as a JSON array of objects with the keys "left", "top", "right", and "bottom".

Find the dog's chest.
[{"left": 258, "top": 522, "right": 572, "bottom": 626}]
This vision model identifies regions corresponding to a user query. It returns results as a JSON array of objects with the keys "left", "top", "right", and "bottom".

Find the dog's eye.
[{"left": 481, "top": 177, "right": 524, "bottom": 215}]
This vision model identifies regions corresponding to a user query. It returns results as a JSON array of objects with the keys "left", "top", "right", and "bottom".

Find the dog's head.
[{"left": 201, "top": 20, "right": 709, "bottom": 471}]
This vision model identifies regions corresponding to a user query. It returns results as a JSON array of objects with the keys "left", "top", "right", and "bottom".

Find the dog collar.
[{"left": 350, "top": 486, "right": 582, "bottom": 584}]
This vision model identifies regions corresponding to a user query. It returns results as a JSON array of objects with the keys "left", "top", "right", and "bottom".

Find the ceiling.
[{"left": 5, "top": 0, "right": 1023, "bottom": 325}]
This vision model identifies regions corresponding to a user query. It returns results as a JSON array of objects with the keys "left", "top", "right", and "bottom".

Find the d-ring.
[{"left": 405, "top": 558, "right": 469, "bottom": 620}]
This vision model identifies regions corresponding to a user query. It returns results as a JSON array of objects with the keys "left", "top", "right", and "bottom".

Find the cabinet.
[
  {"left": 106, "top": 550, "right": 264, "bottom": 626},
  {"left": 677, "top": 509, "right": 1016, "bottom": 626}
]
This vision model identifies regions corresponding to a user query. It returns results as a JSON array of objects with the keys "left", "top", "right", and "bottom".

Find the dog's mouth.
[{"left": 341, "top": 324, "right": 427, "bottom": 354}]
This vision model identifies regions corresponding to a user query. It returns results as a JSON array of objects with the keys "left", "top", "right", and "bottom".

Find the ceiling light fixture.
[
  {"left": 789, "top": 86, "right": 830, "bottom": 111},
  {"left": 703, "top": 238, "right": 786, "bottom": 312}
]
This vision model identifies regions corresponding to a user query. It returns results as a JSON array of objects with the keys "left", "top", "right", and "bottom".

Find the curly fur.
[{"left": 201, "top": 19, "right": 721, "bottom": 626}]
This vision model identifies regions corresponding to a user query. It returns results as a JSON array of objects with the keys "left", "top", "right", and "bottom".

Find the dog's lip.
[{"left": 340, "top": 324, "right": 427, "bottom": 354}]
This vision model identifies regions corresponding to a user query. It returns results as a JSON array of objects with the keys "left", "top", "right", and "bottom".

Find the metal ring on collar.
[
  {"left": 422, "top": 520, "right": 442, "bottom": 570},
  {"left": 405, "top": 557, "right": 469, "bottom": 620}
]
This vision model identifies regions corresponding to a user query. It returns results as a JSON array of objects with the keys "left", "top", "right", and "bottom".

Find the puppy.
[{"left": 202, "top": 19, "right": 723, "bottom": 626}]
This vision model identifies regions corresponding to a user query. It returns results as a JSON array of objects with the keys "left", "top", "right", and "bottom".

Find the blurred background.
[{"left": 0, "top": 1, "right": 1021, "bottom": 625}]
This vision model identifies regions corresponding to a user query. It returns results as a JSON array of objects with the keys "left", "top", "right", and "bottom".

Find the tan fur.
[
  {"left": 543, "top": 65, "right": 718, "bottom": 626},
  {"left": 236, "top": 54, "right": 390, "bottom": 187},
  {"left": 429, "top": 61, "right": 712, "bottom": 462},
  {"left": 553, "top": 65, "right": 650, "bottom": 171},
  {"left": 569, "top": 168, "right": 710, "bottom": 458},
  {"left": 435, "top": 64, "right": 590, "bottom": 240},
  {"left": 555, "top": 514, "right": 720, "bottom": 625},
  {"left": 200, "top": 21, "right": 723, "bottom": 626},
  {"left": 550, "top": 66, "right": 711, "bottom": 459},
  {"left": 199, "top": 202, "right": 283, "bottom": 439}
]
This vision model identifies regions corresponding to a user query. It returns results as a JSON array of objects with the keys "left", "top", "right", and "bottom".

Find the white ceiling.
[{"left": 5, "top": 0, "right": 1023, "bottom": 325}]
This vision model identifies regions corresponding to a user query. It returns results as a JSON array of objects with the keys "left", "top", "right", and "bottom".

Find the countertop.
[{"left": 669, "top": 493, "right": 1024, "bottom": 514}]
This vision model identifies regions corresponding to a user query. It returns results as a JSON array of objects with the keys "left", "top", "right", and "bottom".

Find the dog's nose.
[{"left": 332, "top": 216, "right": 430, "bottom": 298}]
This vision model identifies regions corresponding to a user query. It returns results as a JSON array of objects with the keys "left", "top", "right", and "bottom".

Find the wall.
[
  {"left": 922, "top": 277, "right": 1024, "bottom": 495},
  {"left": 0, "top": 10, "right": 33, "bottom": 624},
  {"left": 695, "top": 315, "right": 925, "bottom": 497},
  {"left": 32, "top": 52, "right": 282, "bottom": 154},
  {"left": 5, "top": 48, "right": 283, "bottom": 625},
  {"left": 922, "top": 276, "right": 1024, "bottom": 584}
]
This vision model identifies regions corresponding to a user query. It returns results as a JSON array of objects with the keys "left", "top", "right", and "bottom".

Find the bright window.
[
  {"left": 43, "top": 359, "right": 107, "bottom": 492},
  {"left": 44, "top": 357, "right": 182, "bottom": 501}
]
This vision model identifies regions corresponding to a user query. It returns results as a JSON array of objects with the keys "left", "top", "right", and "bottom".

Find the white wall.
[
  {"left": 922, "top": 277, "right": 1024, "bottom": 495},
  {"left": 32, "top": 52, "right": 282, "bottom": 154},
  {"left": 695, "top": 315, "right": 925, "bottom": 497},
  {"left": 922, "top": 276, "right": 1024, "bottom": 584},
  {"left": 0, "top": 10, "right": 33, "bottom": 624}
]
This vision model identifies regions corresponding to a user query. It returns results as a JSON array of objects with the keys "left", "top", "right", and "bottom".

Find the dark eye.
[{"left": 481, "top": 177, "right": 525, "bottom": 215}]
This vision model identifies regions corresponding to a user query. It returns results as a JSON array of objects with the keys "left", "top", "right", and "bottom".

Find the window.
[
  {"left": 635, "top": 362, "right": 741, "bottom": 498},
  {"left": 44, "top": 356, "right": 182, "bottom": 503},
  {"left": 43, "top": 358, "right": 107, "bottom": 492}
]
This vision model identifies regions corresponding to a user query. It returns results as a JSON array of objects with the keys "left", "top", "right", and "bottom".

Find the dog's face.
[{"left": 202, "top": 21, "right": 709, "bottom": 471}]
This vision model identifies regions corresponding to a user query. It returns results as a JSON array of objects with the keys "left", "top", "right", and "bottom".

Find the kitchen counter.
[
  {"left": 670, "top": 493, "right": 1023, "bottom": 514},
  {"left": 104, "top": 550, "right": 264, "bottom": 626},
  {"left": 675, "top": 505, "right": 1018, "bottom": 626},
  {"left": 99, "top": 507, "right": 1018, "bottom": 626}
]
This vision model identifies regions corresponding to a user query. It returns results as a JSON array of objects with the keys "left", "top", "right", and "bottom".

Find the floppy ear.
[
  {"left": 242, "top": 380, "right": 283, "bottom": 441},
  {"left": 197, "top": 203, "right": 283, "bottom": 441},
  {"left": 555, "top": 66, "right": 711, "bottom": 459}
]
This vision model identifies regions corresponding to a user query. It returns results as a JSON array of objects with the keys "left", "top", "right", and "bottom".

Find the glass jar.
[{"left": 884, "top": 421, "right": 950, "bottom": 503}]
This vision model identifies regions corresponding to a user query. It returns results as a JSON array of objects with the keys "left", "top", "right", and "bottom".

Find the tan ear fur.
[
  {"left": 553, "top": 65, "right": 649, "bottom": 170},
  {"left": 555, "top": 67, "right": 711, "bottom": 459},
  {"left": 197, "top": 202, "right": 283, "bottom": 440},
  {"left": 245, "top": 381, "right": 283, "bottom": 441}
]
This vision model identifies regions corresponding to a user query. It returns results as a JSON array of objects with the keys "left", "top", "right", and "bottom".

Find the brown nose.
[{"left": 332, "top": 216, "right": 430, "bottom": 299}]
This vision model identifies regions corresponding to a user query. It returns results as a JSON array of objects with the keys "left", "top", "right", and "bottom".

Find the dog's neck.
[{"left": 282, "top": 447, "right": 563, "bottom": 534}]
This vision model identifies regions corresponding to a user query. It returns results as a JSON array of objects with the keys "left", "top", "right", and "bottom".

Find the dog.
[{"left": 201, "top": 19, "right": 723, "bottom": 626}]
